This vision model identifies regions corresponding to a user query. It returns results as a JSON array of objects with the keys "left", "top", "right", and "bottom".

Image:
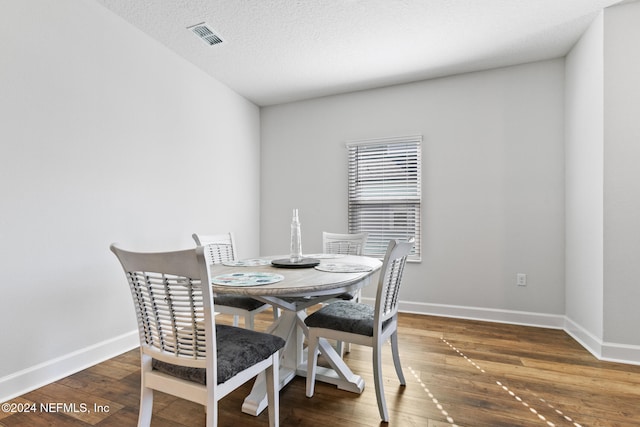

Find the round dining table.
[{"left": 209, "top": 254, "right": 383, "bottom": 416}]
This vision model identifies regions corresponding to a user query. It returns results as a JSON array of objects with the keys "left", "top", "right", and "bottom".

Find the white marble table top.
[{"left": 210, "top": 254, "right": 382, "bottom": 297}]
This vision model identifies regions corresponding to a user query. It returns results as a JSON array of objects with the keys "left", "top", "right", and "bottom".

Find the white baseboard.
[
  {"left": 390, "top": 299, "right": 566, "bottom": 329},
  {"left": 370, "top": 298, "right": 640, "bottom": 366},
  {"left": 0, "top": 330, "right": 138, "bottom": 403},
  {"left": 563, "top": 316, "right": 604, "bottom": 359},
  {"left": 564, "top": 317, "right": 640, "bottom": 366},
  {"left": 601, "top": 342, "right": 640, "bottom": 365}
]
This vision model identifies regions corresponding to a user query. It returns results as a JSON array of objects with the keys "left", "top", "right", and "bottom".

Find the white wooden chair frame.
[
  {"left": 306, "top": 238, "right": 414, "bottom": 422},
  {"left": 193, "top": 232, "right": 276, "bottom": 329},
  {"left": 111, "top": 244, "right": 280, "bottom": 427}
]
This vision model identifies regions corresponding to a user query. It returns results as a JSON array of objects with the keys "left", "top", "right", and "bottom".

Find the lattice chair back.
[
  {"left": 111, "top": 244, "right": 215, "bottom": 372},
  {"left": 323, "top": 232, "right": 368, "bottom": 255},
  {"left": 374, "top": 238, "right": 415, "bottom": 329},
  {"left": 192, "top": 232, "right": 236, "bottom": 263}
]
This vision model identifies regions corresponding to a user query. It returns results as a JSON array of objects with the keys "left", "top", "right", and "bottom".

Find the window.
[{"left": 347, "top": 135, "right": 422, "bottom": 261}]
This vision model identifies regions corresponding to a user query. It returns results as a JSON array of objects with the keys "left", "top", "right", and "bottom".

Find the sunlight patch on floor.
[
  {"left": 408, "top": 366, "right": 458, "bottom": 426},
  {"left": 441, "top": 338, "right": 486, "bottom": 373},
  {"left": 439, "top": 337, "right": 586, "bottom": 427},
  {"left": 535, "top": 395, "right": 583, "bottom": 427}
]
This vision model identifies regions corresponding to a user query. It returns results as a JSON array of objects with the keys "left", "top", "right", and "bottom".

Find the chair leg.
[
  {"left": 347, "top": 291, "right": 358, "bottom": 355},
  {"left": 138, "top": 354, "right": 153, "bottom": 427},
  {"left": 306, "top": 333, "right": 320, "bottom": 397},
  {"left": 137, "top": 386, "right": 153, "bottom": 427},
  {"left": 373, "top": 343, "right": 389, "bottom": 422},
  {"left": 266, "top": 353, "right": 280, "bottom": 427},
  {"left": 334, "top": 340, "right": 351, "bottom": 356},
  {"left": 205, "top": 401, "right": 217, "bottom": 427},
  {"left": 390, "top": 331, "right": 405, "bottom": 385},
  {"left": 247, "top": 314, "right": 255, "bottom": 330},
  {"left": 232, "top": 314, "right": 240, "bottom": 327}
]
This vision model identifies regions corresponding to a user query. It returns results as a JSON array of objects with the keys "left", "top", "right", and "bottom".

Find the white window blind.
[{"left": 347, "top": 135, "right": 422, "bottom": 261}]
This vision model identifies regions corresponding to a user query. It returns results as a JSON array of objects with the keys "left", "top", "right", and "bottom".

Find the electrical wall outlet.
[{"left": 516, "top": 273, "right": 527, "bottom": 287}]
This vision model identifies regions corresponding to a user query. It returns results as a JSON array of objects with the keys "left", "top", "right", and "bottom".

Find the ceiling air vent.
[{"left": 188, "top": 23, "right": 223, "bottom": 46}]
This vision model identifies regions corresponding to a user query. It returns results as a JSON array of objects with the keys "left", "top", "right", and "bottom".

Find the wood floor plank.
[{"left": 3, "top": 312, "right": 640, "bottom": 426}]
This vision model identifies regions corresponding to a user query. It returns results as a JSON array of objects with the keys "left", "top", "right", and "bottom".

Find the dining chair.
[
  {"left": 304, "top": 237, "right": 414, "bottom": 422},
  {"left": 323, "top": 231, "right": 368, "bottom": 259},
  {"left": 322, "top": 231, "right": 368, "bottom": 355},
  {"left": 192, "top": 232, "right": 277, "bottom": 329},
  {"left": 111, "top": 244, "right": 284, "bottom": 427},
  {"left": 322, "top": 231, "right": 368, "bottom": 303}
]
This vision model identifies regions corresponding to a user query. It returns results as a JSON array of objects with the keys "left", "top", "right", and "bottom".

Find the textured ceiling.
[{"left": 94, "top": 0, "right": 623, "bottom": 106}]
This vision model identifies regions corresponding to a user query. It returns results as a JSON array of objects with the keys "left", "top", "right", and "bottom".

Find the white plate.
[{"left": 212, "top": 272, "right": 284, "bottom": 286}]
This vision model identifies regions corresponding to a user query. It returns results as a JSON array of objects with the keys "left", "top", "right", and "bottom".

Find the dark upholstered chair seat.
[
  {"left": 334, "top": 292, "right": 356, "bottom": 301},
  {"left": 304, "top": 301, "right": 390, "bottom": 337},
  {"left": 152, "top": 324, "right": 285, "bottom": 385},
  {"left": 215, "top": 295, "right": 267, "bottom": 311}
]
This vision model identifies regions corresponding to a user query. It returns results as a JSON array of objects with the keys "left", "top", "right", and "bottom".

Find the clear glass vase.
[{"left": 290, "top": 208, "right": 303, "bottom": 263}]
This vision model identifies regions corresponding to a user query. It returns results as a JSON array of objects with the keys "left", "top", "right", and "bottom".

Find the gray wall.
[
  {"left": 565, "top": 1, "right": 640, "bottom": 362},
  {"left": 565, "top": 11, "right": 605, "bottom": 349},
  {"left": 603, "top": 1, "right": 640, "bottom": 348},
  {"left": 260, "top": 59, "right": 566, "bottom": 322},
  {"left": 0, "top": 0, "right": 261, "bottom": 400}
]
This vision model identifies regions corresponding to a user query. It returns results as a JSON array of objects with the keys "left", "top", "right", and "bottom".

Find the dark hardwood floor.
[{"left": 2, "top": 311, "right": 640, "bottom": 426}]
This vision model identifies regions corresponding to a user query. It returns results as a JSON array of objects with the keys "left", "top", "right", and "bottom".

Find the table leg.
[
  {"left": 242, "top": 308, "right": 364, "bottom": 416},
  {"left": 242, "top": 310, "right": 299, "bottom": 415},
  {"left": 299, "top": 337, "right": 365, "bottom": 393}
]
